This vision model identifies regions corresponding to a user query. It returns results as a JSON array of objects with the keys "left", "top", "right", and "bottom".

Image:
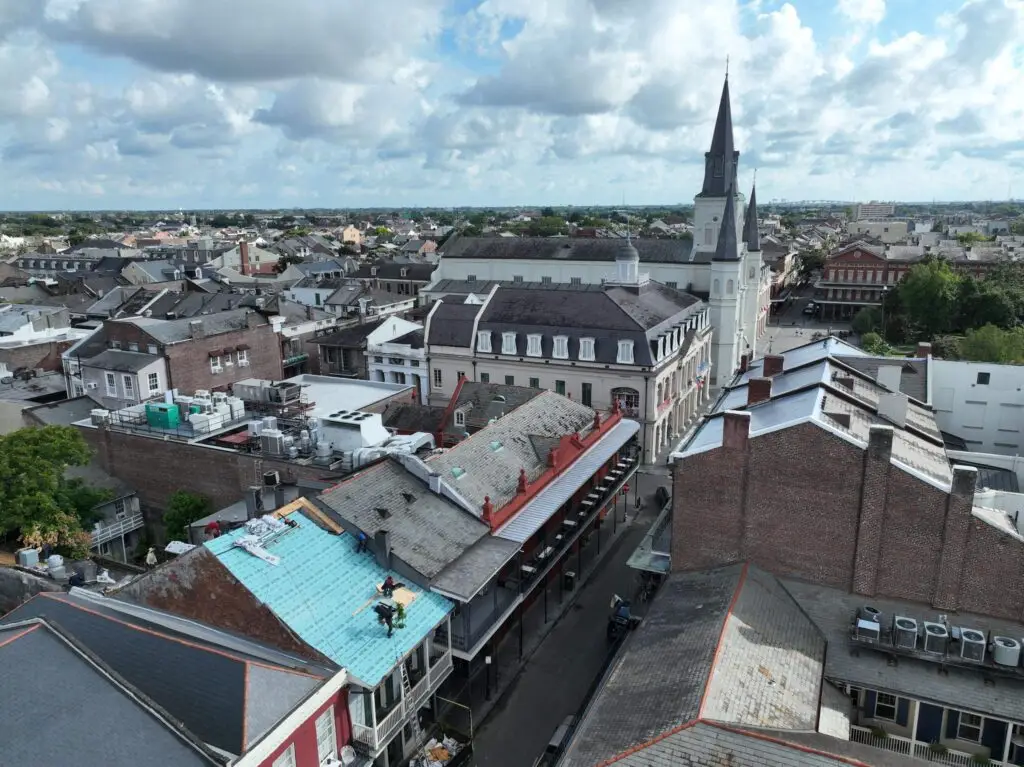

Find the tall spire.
[
  {"left": 701, "top": 76, "right": 739, "bottom": 197},
  {"left": 713, "top": 185, "right": 741, "bottom": 262},
  {"left": 744, "top": 177, "right": 761, "bottom": 252}
]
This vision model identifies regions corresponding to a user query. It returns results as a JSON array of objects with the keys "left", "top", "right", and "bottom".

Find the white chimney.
[
  {"left": 877, "top": 391, "right": 908, "bottom": 428},
  {"left": 876, "top": 364, "right": 902, "bottom": 393}
]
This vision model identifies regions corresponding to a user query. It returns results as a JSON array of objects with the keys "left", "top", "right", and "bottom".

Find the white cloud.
[
  {"left": 836, "top": 0, "right": 886, "bottom": 26},
  {"left": 0, "top": 0, "right": 1021, "bottom": 207}
]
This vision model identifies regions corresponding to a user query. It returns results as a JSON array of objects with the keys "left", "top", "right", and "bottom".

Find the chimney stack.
[
  {"left": 876, "top": 364, "right": 902, "bottom": 393},
  {"left": 722, "top": 410, "right": 751, "bottom": 450},
  {"left": 239, "top": 240, "right": 251, "bottom": 276},
  {"left": 916, "top": 342, "right": 933, "bottom": 359},
  {"left": 762, "top": 354, "right": 785, "bottom": 377},
  {"left": 189, "top": 319, "right": 205, "bottom": 339},
  {"left": 738, "top": 354, "right": 750, "bottom": 374},
  {"left": 877, "top": 391, "right": 909, "bottom": 428},
  {"left": 747, "top": 377, "right": 772, "bottom": 406},
  {"left": 374, "top": 529, "right": 392, "bottom": 569},
  {"left": 244, "top": 486, "right": 263, "bottom": 520}
]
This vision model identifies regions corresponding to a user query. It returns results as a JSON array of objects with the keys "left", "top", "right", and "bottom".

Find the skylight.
[
  {"left": 451, "top": 467, "right": 466, "bottom": 479},
  {"left": 489, "top": 441, "right": 504, "bottom": 452}
]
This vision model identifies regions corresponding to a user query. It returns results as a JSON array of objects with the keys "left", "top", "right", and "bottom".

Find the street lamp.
[{"left": 880, "top": 286, "right": 890, "bottom": 341}]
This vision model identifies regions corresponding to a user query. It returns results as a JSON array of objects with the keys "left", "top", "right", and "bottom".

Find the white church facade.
[{"left": 427, "top": 76, "right": 770, "bottom": 387}]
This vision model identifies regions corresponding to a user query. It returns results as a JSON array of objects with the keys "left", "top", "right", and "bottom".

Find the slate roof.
[
  {"left": 784, "top": 578, "right": 1024, "bottom": 723},
  {"left": 430, "top": 536, "right": 521, "bottom": 601},
  {"left": 206, "top": 510, "right": 453, "bottom": 687},
  {"left": 382, "top": 402, "right": 446, "bottom": 433},
  {"left": 1, "top": 592, "right": 321, "bottom": 756},
  {"left": 0, "top": 620, "right": 218, "bottom": 766},
  {"left": 836, "top": 355, "right": 928, "bottom": 403},
  {"left": 354, "top": 261, "right": 436, "bottom": 281},
  {"left": 318, "top": 459, "right": 489, "bottom": 580},
  {"left": 445, "top": 382, "right": 545, "bottom": 433},
  {"left": 470, "top": 284, "right": 702, "bottom": 366},
  {"left": 79, "top": 348, "right": 160, "bottom": 372},
  {"left": 24, "top": 394, "right": 102, "bottom": 426},
  {"left": 311, "top": 318, "right": 386, "bottom": 348},
  {"left": 440, "top": 235, "right": 694, "bottom": 264},
  {"left": 609, "top": 721, "right": 920, "bottom": 767},
  {"left": 428, "top": 390, "right": 597, "bottom": 510},
  {"left": 426, "top": 301, "right": 482, "bottom": 347},
  {"left": 562, "top": 564, "right": 826, "bottom": 767},
  {"left": 125, "top": 309, "right": 265, "bottom": 344}
]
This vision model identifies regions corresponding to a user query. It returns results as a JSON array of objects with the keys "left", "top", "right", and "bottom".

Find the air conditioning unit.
[
  {"left": 893, "top": 616, "right": 918, "bottom": 649},
  {"left": 86, "top": 382, "right": 98, "bottom": 390},
  {"left": 993, "top": 637, "right": 1021, "bottom": 667},
  {"left": 960, "top": 628, "right": 987, "bottom": 662},
  {"left": 238, "top": 360, "right": 250, "bottom": 367},
  {"left": 855, "top": 606, "right": 881, "bottom": 641},
  {"left": 263, "top": 470, "right": 281, "bottom": 487},
  {"left": 923, "top": 622, "right": 948, "bottom": 654}
]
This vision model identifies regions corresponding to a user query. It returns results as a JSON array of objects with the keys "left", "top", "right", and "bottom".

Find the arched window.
[
  {"left": 611, "top": 387, "right": 640, "bottom": 418},
  {"left": 713, "top": 279, "right": 720, "bottom": 295},
  {"left": 727, "top": 279, "right": 734, "bottom": 295}
]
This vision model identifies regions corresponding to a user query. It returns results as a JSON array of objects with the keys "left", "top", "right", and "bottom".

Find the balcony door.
[{"left": 315, "top": 706, "right": 337, "bottom": 763}]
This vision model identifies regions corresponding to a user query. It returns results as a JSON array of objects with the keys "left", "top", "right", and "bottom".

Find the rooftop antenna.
[{"left": 725, "top": 55, "right": 730, "bottom": 80}]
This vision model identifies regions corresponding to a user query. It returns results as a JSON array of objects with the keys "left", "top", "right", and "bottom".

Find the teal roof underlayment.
[{"left": 206, "top": 514, "right": 453, "bottom": 688}]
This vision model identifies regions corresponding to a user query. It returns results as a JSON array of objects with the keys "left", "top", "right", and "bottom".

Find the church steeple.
[
  {"left": 744, "top": 180, "right": 760, "bottom": 252},
  {"left": 701, "top": 76, "right": 740, "bottom": 197},
  {"left": 713, "top": 185, "right": 741, "bottom": 262}
]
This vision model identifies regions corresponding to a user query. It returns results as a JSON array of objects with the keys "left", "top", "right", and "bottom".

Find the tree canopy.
[
  {"left": 0, "top": 426, "right": 94, "bottom": 555},
  {"left": 898, "top": 260, "right": 962, "bottom": 338},
  {"left": 957, "top": 325, "right": 1024, "bottom": 364},
  {"left": 164, "top": 491, "right": 212, "bottom": 542}
]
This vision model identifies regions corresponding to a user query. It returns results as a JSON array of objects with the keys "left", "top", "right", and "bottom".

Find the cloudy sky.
[{"left": 0, "top": 0, "right": 1021, "bottom": 210}]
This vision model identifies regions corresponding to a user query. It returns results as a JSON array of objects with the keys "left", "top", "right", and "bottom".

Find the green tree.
[
  {"left": 899, "top": 260, "right": 961, "bottom": 337},
  {"left": 957, "top": 325, "right": 1024, "bottom": 363},
  {"left": 797, "top": 248, "right": 825, "bottom": 281},
  {"left": 57, "top": 479, "right": 114, "bottom": 529},
  {"left": 860, "top": 332, "right": 894, "bottom": 356},
  {"left": 273, "top": 253, "right": 304, "bottom": 274},
  {"left": 0, "top": 426, "right": 93, "bottom": 554},
  {"left": 524, "top": 216, "right": 568, "bottom": 237},
  {"left": 956, "top": 230, "right": 989, "bottom": 246},
  {"left": 957, "top": 276, "right": 1019, "bottom": 330},
  {"left": 852, "top": 306, "right": 883, "bottom": 335},
  {"left": 1011, "top": 220, "right": 1024, "bottom": 235},
  {"left": 163, "top": 491, "right": 212, "bottom": 542}
]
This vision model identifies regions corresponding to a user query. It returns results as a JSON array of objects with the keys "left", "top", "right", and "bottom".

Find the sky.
[{"left": 0, "top": 0, "right": 1022, "bottom": 211}]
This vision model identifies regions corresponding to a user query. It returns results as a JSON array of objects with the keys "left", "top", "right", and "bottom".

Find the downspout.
[{"left": 643, "top": 375, "right": 650, "bottom": 462}]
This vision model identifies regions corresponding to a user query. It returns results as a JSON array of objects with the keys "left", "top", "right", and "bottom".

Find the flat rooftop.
[{"left": 283, "top": 374, "right": 413, "bottom": 420}]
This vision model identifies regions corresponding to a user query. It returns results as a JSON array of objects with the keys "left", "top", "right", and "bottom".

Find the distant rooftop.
[{"left": 282, "top": 373, "right": 412, "bottom": 420}]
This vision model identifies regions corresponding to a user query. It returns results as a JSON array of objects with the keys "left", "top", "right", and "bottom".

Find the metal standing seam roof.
[
  {"left": 205, "top": 514, "right": 454, "bottom": 688},
  {"left": 495, "top": 418, "right": 640, "bottom": 543}
]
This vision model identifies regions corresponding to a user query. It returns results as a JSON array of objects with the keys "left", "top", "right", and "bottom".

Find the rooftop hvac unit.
[
  {"left": 960, "top": 628, "right": 987, "bottom": 662},
  {"left": 90, "top": 409, "right": 111, "bottom": 426},
  {"left": 263, "top": 470, "right": 281, "bottom": 487},
  {"left": 262, "top": 416, "right": 278, "bottom": 431},
  {"left": 993, "top": 637, "right": 1021, "bottom": 667},
  {"left": 248, "top": 420, "right": 264, "bottom": 437},
  {"left": 893, "top": 616, "right": 918, "bottom": 649},
  {"left": 194, "top": 389, "right": 211, "bottom": 400},
  {"left": 261, "top": 429, "right": 285, "bottom": 456},
  {"left": 855, "top": 606, "right": 881, "bottom": 641},
  {"left": 212, "top": 392, "right": 228, "bottom": 403},
  {"left": 923, "top": 622, "right": 948, "bottom": 654}
]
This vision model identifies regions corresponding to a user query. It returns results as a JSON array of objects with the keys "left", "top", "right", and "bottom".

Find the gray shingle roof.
[
  {"left": 445, "top": 382, "right": 545, "bottom": 433},
  {"left": 562, "top": 564, "right": 827, "bottom": 767},
  {"left": 835, "top": 355, "right": 928, "bottom": 403},
  {"left": 441, "top": 235, "right": 694, "bottom": 264},
  {"left": 353, "top": 261, "right": 435, "bottom": 280},
  {"left": 0, "top": 620, "right": 218, "bottom": 766},
  {"left": 783, "top": 579, "right": 1024, "bottom": 723},
  {"left": 317, "top": 459, "right": 489, "bottom": 579},
  {"left": 430, "top": 535, "right": 521, "bottom": 601}
]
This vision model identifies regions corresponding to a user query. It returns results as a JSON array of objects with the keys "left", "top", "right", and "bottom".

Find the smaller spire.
[
  {"left": 744, "top": 178, "right": 761, "bottom": 252},
  {"left": 713, "top": 186, "right": 741, "bottom": 262},
  {"left": 725, "top": 55, "right": 729, "bottom": 80}
]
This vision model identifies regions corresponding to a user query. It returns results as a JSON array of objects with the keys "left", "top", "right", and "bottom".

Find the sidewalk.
[{"left": 437, "top": 474, "right": 666, "bottom": 743}]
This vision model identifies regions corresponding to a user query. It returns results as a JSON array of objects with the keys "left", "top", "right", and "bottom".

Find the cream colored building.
[
  {"left": 424, "top": 250, "right": 713, "bottom": 462},
  {"left": 341, "top": 225, "right": 363, "bottom": 247}
]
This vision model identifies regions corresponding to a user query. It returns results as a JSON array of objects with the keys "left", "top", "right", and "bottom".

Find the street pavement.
[
  {"left": 761, "top": 286, "right": 854, "bottom": 357},
  {"left": 471, "top": 470, "right": 667, "bottom": 767}
]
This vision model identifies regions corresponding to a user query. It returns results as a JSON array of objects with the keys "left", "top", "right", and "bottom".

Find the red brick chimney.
[
  {"left": 747, "top": 377, "right": 772, "bottom": 406},
  {"left": 239, "top": 240, "right": 251, "bottom": 276},
  {"left": 482, "top": 496, "right": 493, "bottom": 524},
  {"left": 916, "top": 342, "right": 933, "bottom": 358},
  {"left": 722, "top": 410, "right": 751, "bottom": 450},
  {"left": 762, "top": 354, "right": 785, "bottom": 377},
  {"left": 738, "top": 354, "right": 750, "bottom": 374},
  {"left": 517, "top": 468, "right": 528, "bottom": 495}
]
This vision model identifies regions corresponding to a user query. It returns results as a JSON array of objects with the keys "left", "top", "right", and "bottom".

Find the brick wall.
[
  {"left": 0, "top": 339, "right": 75, "bottom": 373},
  {"left": 82, "top": 425, "right": 340, "bottom": 533},
  {"left": 163, "top": 320, "right": 282, "bottom": 393},
  {"left": 672, "top": 420, "right": 1024, "bottom": 622}
]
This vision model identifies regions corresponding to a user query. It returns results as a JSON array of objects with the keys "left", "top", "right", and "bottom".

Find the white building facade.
[{"left": 365, "top": 316, "right": 428, "bottom": 403}]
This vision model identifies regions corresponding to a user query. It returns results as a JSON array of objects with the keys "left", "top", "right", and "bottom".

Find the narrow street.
[{"left": 471, "top": 471, "right": 666, "bottom": 767}]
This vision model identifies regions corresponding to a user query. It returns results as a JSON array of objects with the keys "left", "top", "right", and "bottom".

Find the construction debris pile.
[{"left": 410, "top": 735, "right": 467, "bottom": 767}]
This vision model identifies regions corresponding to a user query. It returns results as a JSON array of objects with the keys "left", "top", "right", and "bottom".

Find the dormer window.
[
  {"left": 553, "top": 335, "right": 569, "bottom": 359},
  {"left": 477, "top": 330, "right": 492, "bottom": 353},
  {"left": 658, "top": 337, "right": 666, "bottom": 360},
  {"left": 526, "top": 334, "right": 542, "bottom": 357},
  {"left": 617, "top": 340, "right": 635, "bottom": 365},
  {"left": 400, "top": 268, "right": 408, "bottom": 277},
  {"left": 579, "top": 337, "right": 595, "bottom": 361},
  {"left": 371, "top": 267, "right": 378, "bottom": 276},
  {"left": 502, "top": 332, "right": 517, "bottom": 355}
]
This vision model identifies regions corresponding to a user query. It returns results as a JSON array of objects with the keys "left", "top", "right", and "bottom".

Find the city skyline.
[{"left": 0, "top": 0, "right": 1021, "bottom": 210}]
